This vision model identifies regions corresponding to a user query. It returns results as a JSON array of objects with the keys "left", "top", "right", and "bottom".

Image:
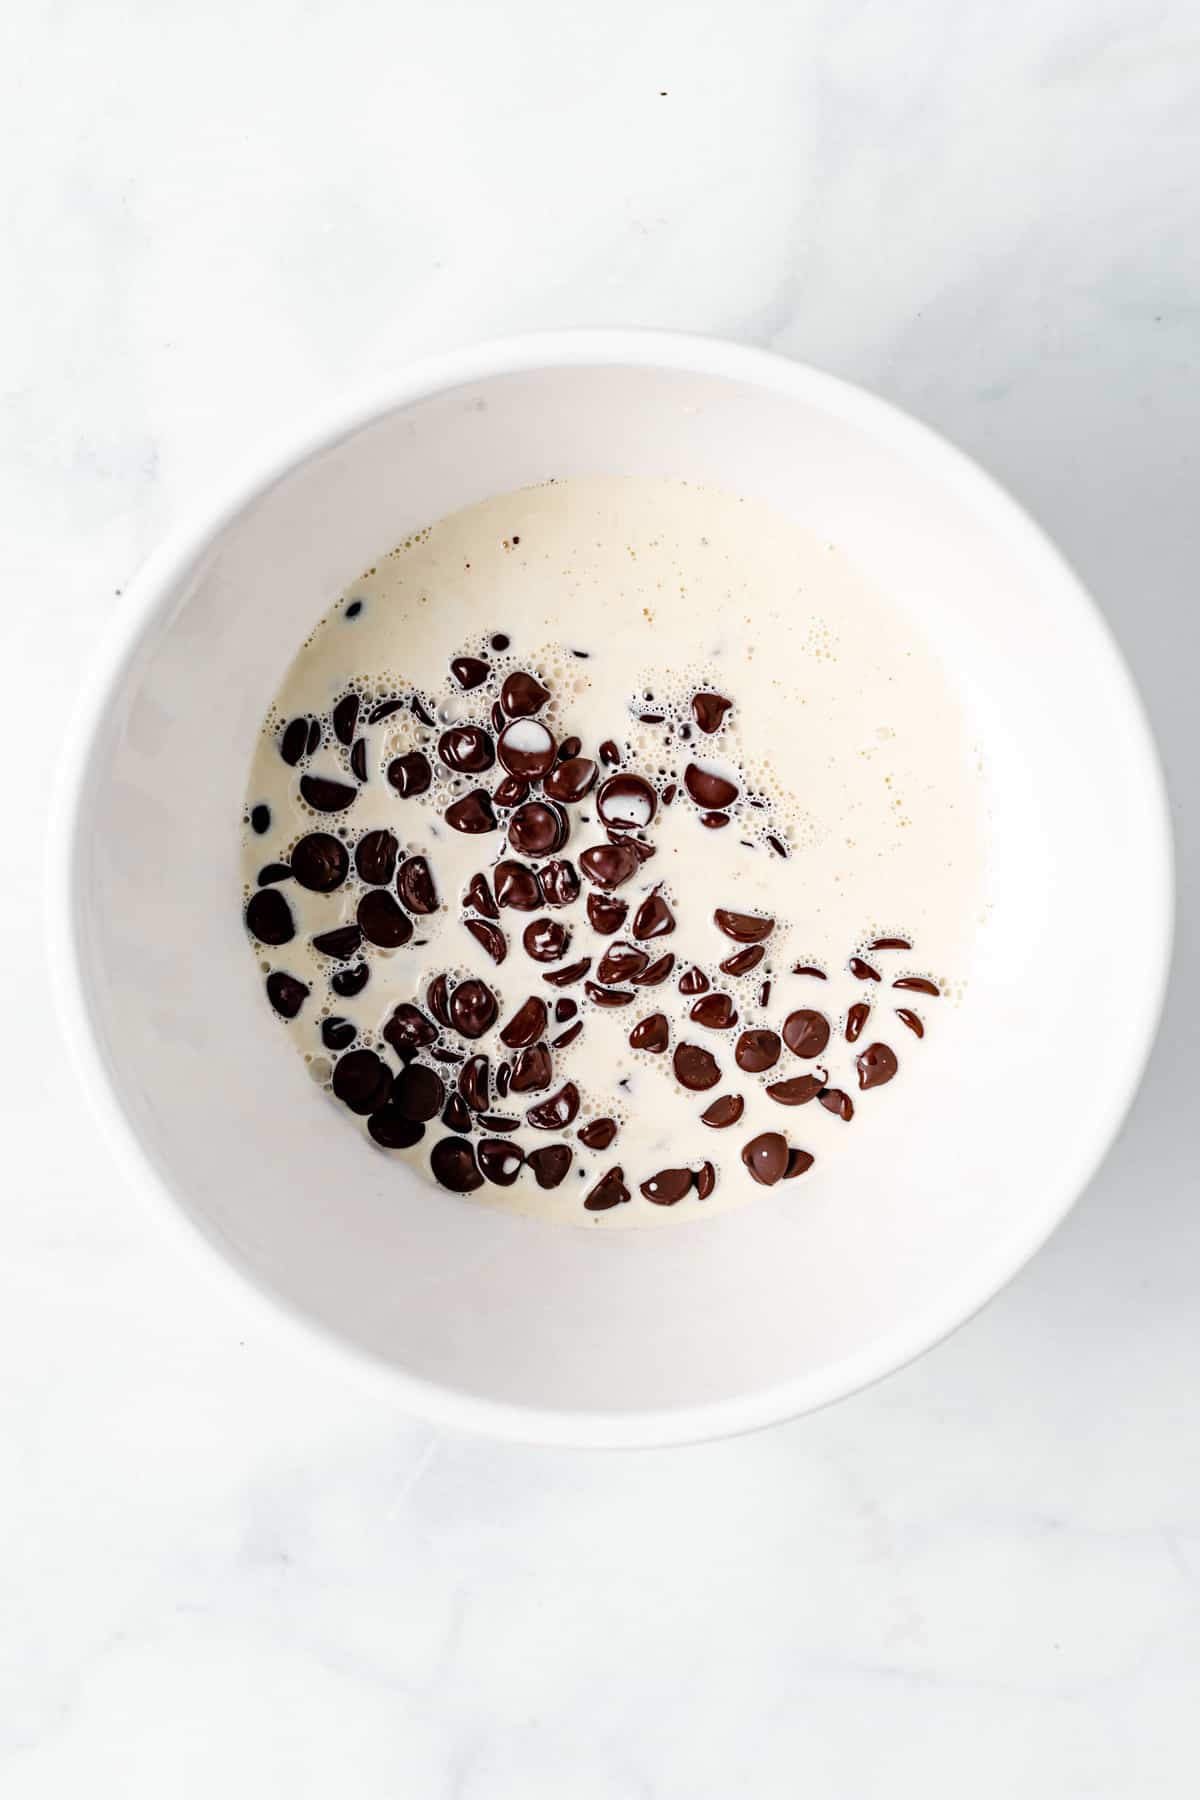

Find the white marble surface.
[{"left": 2, "top": 2, "right": 1197, "bottom": 1792}]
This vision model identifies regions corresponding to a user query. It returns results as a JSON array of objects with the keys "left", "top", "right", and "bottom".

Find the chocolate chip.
[
  {"left": 357, "top": 890, "right": 413, "bottom": 948},
  {"left": 596, "top": 773, "right": 657, "bottom": 831},
  {"left": 280, "top": 717, "right": 310, "bottom": 765},
  {"left": 846, "top": 1001, "right": 870, "bottom": 1044},
  {"left": 331, "top": 961, "right": 369, "bottom": 998},
  {"left": 479, "top": 1113, "right": 520, "bottom": 1134},
  {"left": 353, "top": 829, "right": 397, "bottom": 885},
  {"left": 700, "top": 1093, "right": 744, "bottom": 1128},
  {"left": 695, "top": 1161, "right": 716, "bottom": 1200},
  {"left": 526, "top": 1082, "right": 580, "bottom": 1131},
  {"left": 585, "top": 982, "right": 636, "bottom": 1007},
  {"left": 555, "top": 999, "right": 577, "bottom": 1022},
  {"left": 368, "top": 696, "right": 406, "bottom": 724},
  {"left": 477, "top": 1139, "right": 524, "bottom": 1187},
  {"left": 792, "top": 964, "right": 827, "bottom": 979},
  {"left": 541, "top": 859, "right": 581, "bottom": 907},
  {"left": 494, "top": 859, "right": 544, "bottom": 910},
  {"left": 767, "top": 836, "right": 788, "bottom": 858},
  {"left": 510, "top": 1042, "right": 553, "bottom": 1093},
  {"left": 552, "top": 1020, "right": 583, "bottom": 1049},
  {"left": 439, "top": 726, "right": 495, "bottom": 775},
  {"left": 714, "top": 908, "right": 773, "bottom": 944},
  {"left": 584, "top": 1166, "right": 629, "bottom": 1210},
  {"left": 673, "top": 1042, "right": 721, "bottom": 1091},
  {"left": 266, "top": 970, "right": 308, "bottom": 1018},
  {"left": 332, "top": 692, "right": 360, "bottom": 745},
  {"left": 893, "top": 976, "right": 940, "bottom": 996},
  {"left": 427, "top": 975, "right": 453, "bottom": 1026},
  {"left": 819, "top": 1087, "right": 855, "bottom": 1120},
  {"left": 597, "top": 942, "right": 648, "bottom": 985},
  {"left": 392, "top": 1062, "right": 445, "bottom": 1122},
  {"left": 678, "top": 967, "right": 710, "bottom": 996},
  {"left": 684, "top": 762, "right": 738, "bottom": 809},
  {"left": 245, "top": 889, "right": 294, "bottom": 945},
  {"left": 494, "top": 1062, "right": 511, "bottom": 1098},
  {"left": 386, "top": 751, "right": 432, "bottom": 798},
  {"left": 691, "top": 692, "right": 732, "bottom": 734},
  {"left": 870, "top": 936, "right": 912, "bottom": 951},
  {"left": 661, "top": 783, "right": 677, "bottom": 806},
  {"left": 586, "top": 891, "right": 628, "bottom": 934},
  {"left": 527, "top": 1144, "right": 573, "bottom": 1189},
  {"left": 782, "top": 1009, "right": 830, "bottom": 1059},
  {"left": 497, "top": 717, "right": 557, "bottom": 780},
  {"left": 639, "top": 712, "right": 665, "bottom": 725},
  {"left": 306, "top": 718, "right": 322, "bottom": 755},
  {"left": 629, "top": 1012, "right": 669, "bottom": 1052},
  {"left": 542, "top": 755, "right": 598, "bottom": 803},
  {"left": 490, "top": 632, "right": 510, "bottom": 651},
  {"left": 599, "top": 739, "right": 620, "bottom": 766},
  {"left": 457, "top": 1054, "right": 490, "bottom": 1112},
  {"left": 465, "top": 871, "right": 498, "bottom": 918},
  {"left": 344, "top": 600, "right": 363, "bottom": 619},
  {"left": 311, "top": 924, "right": 363, "bottom": 960},
  {"left": 332, "top": 1048, "right": 392, "bottom": 1115},
  {"left": 490, "top": 700, "right": 506, "bottom": 733},
  {"left": 465, "top": 917, "right": 507, "bottom": 964},
  {"left": 451, "top": 655, "right": 490, "bottom": 690},
  {"left": 700, "top": 811, "right": 730, "bottom": 829},
  {"left": 741, "top": 1131, "right": 789, "bottom": 1186},
  {"left": 411, "top": 694, "right": 436, "bottom": 727},
  {"left": 523, "top": 917, "right": 570, "bottom": 963},
  {"left": 493, "top": 773, "right": 529, "bottom": 809},
  {"left": 508, "top": 800, "right": 568, "bottom": 857},
  {"left": 783, "top": 1147, "right": 815, "bottom": 1179},
  {"left": 300, "top": 774, "right": 358, "bottom": 813},
  {"left": 291, "top": 832, "right": 349, "bottom": 893},
  {"left": 367, "top": 1109, "right": 426, "bottom": 1150},
  {"left": 445, "top": 789, "right": 497, "bottom": 834},
  {"left": 256, "top": 862, "right": 291, "bottom": 888},
  {"left": 765, "top": 1073, "right": 823, "bottom": 1106},
  {"left": 449, "top": 978, "right": 498, "bottom": 1039},
  {"left": 558, "top": 736, "right": 582, "bottom": 760},
  {"left": 634, "top": 952, "right": 675, "bottom": 985},
  {"left": 849, "top": 957, "right": 881, "bottom": 982},
  {"left": 441, "top": 1093, "right": 473, "bottom": 1134},
  {"left": 631, "top": 889, "right": 674, "bottom": 940},
  {"left": 759, "top": 980, "right": 772, "bottom": 1007},
  {"left": 542, "top": 956, "right": 591, "bottom": 989},
  {"left": 396, "top": 855, "right": 438, "bottom": 914},
  {"left": 895, "top": 1008, "right": 924, "bottom": 1038},
  {"left": 383, "top": 1002, "right": 437, "bottom": 1056},
  {"left": 735, "top": 1028, "right": 781, "bottom": 1072},
  {"left": 250, "top": 803, "right": 270, "bottom": 835},
  {"left": 690, "top": 993, "right": 737, "bottom": 1030},
  {"left": 350, "top": 738, "right": 368, "bottom": 782},
  {"left": 499, "top": 995, "right": 548, "bottom": 1048},
  {"left": 320, "top": 1016, "right": 356, "bottom": 1051},
  {"left": 429, "top": 1136, "right": 484, "bottom": 1192},
  {"left": 579, "top": 840, "right": 640, "bottom": 890},
  {"left": 500, "top": 670, "right": 549, "bottom": 716},
  {"left": 856, "top": 1043, "right": 898, "bottom": 1089},
  {"left": 720, "top": 944, "right": 764, "bottom": 977},
  {"left": 430, "top": 1048, "right": 464, "bottom": 1065},
  {"left": 640, "top": 1167, "right": 693, "bottom": 1205}
]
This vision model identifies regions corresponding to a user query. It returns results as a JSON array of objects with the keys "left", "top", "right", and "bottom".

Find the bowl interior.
[{"left": 66, "top": 349, "right": 1168, "bottom": 1442}]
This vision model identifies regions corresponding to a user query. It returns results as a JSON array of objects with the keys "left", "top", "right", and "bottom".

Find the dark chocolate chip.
[
  {"left": 458, "top": 1054, "right": 490, "bottom": 1112},
  {"left": 429, "top": 1136, "right": 484, "bottom": 1192},
  {"left": 311, "top": 924, "right": 363, "bottom": 960},
  {"left": 368, "top": 696, "right": 406, "bottom": 724},
  {"left": 357, "top": 889, "right": 413, "bottom": 948},
  {"left": 579, "top": 840, "right": 640, "bottom": 889},
  {"left": 438, "top": 726, "right": 495, "bottom": 775},
  {"left": 700, "top": 1093, "right": 744, "bottom": 1128},
  {"left": 555, "top": 999, "right": 577, "bottom": 1022},
  {"left": 495, "top": 1062, "right": 511, "bottom": 1098},
  {"left": 444, "top": 789, "right": 497, "bottom": 834},
  {"left": 383, "top": 1002, "right": 437, "bottom": 1056},
  {"left": 695, "top": 1161, "right": 717, "bottom": 1200},
  {"left": 306, "top": 718, "right": 322, "bottom": 755},
  {"left": 449, "top": 978, "right": 498, "bottom": 1039},
  {"left": 386, "top": 751, "right": 432, "bottom": 798},
  {"left": 541, "top": 859, "right": 581, "bottom": 907},
  {"left": 714, "top": 908, "right": 773, "bottom": 944},
  {"left": 551, "top": 1020, "right": 583, "bottom": 1049},
  {"left": 893, "top": 976, "right": 940, "bottom": 996},
  {"left": 331, "top": 961, "right": 369, "bottom": 998},
  {"left": 396, "top": 854, "right": 437, "bottom": 915},
  {"left": 585, "top": 982, "right": 636, "bottom": 1007},
  {"left": 344, "top": 600, "right": 363, "bottom": 619},
  {"left": 783, "top": 1147, "right": 815, "bottom": 1179},
  {"left": 735, "top": 1028, "right": 781, "bottom": 1073},
  {"left": 526, "top": 1082, "right": 580, "bottom": 1131},
  {"left": 499, "top": 995, "right": 548, "bottom": 1048},
  {"left": 354, "top": 829, "right": 397, "bottom": 885},
  {"left": 792, "top": 964, "right": 827, "bottom": 979},
  {"left": 597, "top": 942, "right": 649, "bottom": 985},
  {"left": 542, "top": 755, "right": 598, "bottom": 803},
  {"left": 250, "top": 803, "right": 270, "bottom": 834},
  {"left": 633, "top": 952, "right": 675, "bottom": 985},
  {"left": 684, "top": 762, "right": 739, "bottom": 809},
  {"left": 640, "top": 1167, "right": 693, "bottom": 1205},
  {"left": 500, "top": 670, "right": 550, "bottom": 717},
  {"left": 895, "top": 1007, "right": 924, "bottom": 1038},
  {"left": 527, "top": 1144, "right": 573, "bottom": 1189},
  {"left": 465, "top": 917, "right": 507, "bottom": 964},
  {"left": 542, "top": 957, "right": 591, "bottom": 988},
  {"left": 846, "top": 1001, "right": 870, "bottom": 1044},
  {"left": 321, "top": 1015, "right": 356, "bottom": 1050},
  {"left": 367, "top": 1108, "right": 426, "bottom": 1149},
  {"left": 741, "top": 1131, "right": 789, "bottom": 1186},
  {"left": 720, "top": 944, "right": 764, "bottom": 977},
  {"left": 441, "top": 1093, "right": 473, "bottom": 1134},
  {"left": 291, "top": 832, "right": 349, "bottom": 893},
  {"left": 599, "top": 739, "right": 620, "bottom": 766},
  {"left": 477, "top": 1139, "right": 524, "bottom": 1187},
  {"left": 266, "top": 970, "right": 308, "bottom": 1018},
  {"left": 819, "top": 1087, "right": 855, "bottom": 1120},
  {"left": 523, "top": 917, "right": 570, "bottom": 963},
  {"left": 497, "top": 717, "right": 557, "bottom": 780},
  {"left": 494, "top": 859, "right": 544, "bottom": 910},
  {"left": 478, "top": 1113, "right": 520, "bottom": 1134},
  {"left": 586, "top": 890, "right": 628, "bottom": 934},
  {"left": 673, "top": 1042, "right": 721, "bottom": 1091},
  {"left": 466, "top": 871, "right": 498, "bottom": 918},
  {"left": 510, "top": 1042, "right": 553, "bottom": 1093},
  {"left": 490, "top": 699, "right": 506, "bottom": 733},
  {"left": 782, "top": 1009, "right": 830, "bottom": 1059},
  {"left": 300, "top": 774, "right": 358, "bottom": 813},
  {"left": 583, "top": 1166, "right": 630, "bottom": 1210},
  {"left": 245, "top": 888, "right": 294, "bottom": 945},
  {"left": 596, "top": 773, "right": 657, "bottom": 831},
  {"left": 451, "top": 655, "right": 491, "bottom": 690},
  {"left": 632, "top": 889, "right": 674, "bottom": 940},
  {"left": 856, "top": 1043, "right": 899, "bottom": 1089},
  {"left": 490, "top": 632, "right": 510, "bottom": 651},
  {"left": 690, "top": 992, "right": 738, "bottom": 1030},
  {"left": 280, "top": 717, "right": 310, "bottom": 765},
  {"left": 691, "top": 692, "right": 732, "bottom": 734},
  {"left": 256, "top": 862, "right": 291, "bottom": 889},
  {"left": 411, "top": 694, "right": 436, "bottom": 727},
  {"left": 700, "top": 811, "right": 730, "bottom": 829},
  {"left": 870, "top": 936, "right": 912, "bottom": 951},
  {"left": 629, "top": 1012, "right": 669, "bottom": 1052},
  {"left": 765, "top": 1073, "right": 824, "bottom": 1106},
  {"left": 759, "top": 979, "right": 772, "bottom": 1007},
  {"left": 332, "top": 1048, "right": 392, "bottom": 1115},
  {"left": 661, "top": 783, "right": 678, "bottom": 806},
  {"left": 493, "top": 772, "right": 529, "bottom": 810},
  {"left": 849, "top": 957, "right": 881, "bottom": 982},
  {"left": 391, "top": 1062, "right": 445, "bottom": 1122},
  {"left": 332, "top": 692, "right": 360, "bottom": 746},
  {"left": 508, "top": 800, "right": 568, "bottom": 857},
  {"left": 678, "top": 966, "right": 710, "bottom": 996},
  {"left": 350, "top": 737, "right": 368, "bottom": 782}
]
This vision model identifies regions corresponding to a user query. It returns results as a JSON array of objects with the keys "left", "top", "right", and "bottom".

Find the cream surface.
[{"left": 242, "top": 477, "right": 987, "bottom": 1225}]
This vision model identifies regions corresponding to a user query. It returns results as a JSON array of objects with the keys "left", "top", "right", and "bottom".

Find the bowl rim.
[{"left": 48, "top": 327, "right": 1175, "bottom": 1449}]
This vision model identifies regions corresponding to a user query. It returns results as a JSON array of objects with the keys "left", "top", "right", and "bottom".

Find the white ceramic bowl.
[{"left": 52, "top": 331, "right": 1172, "bottom": 1448}]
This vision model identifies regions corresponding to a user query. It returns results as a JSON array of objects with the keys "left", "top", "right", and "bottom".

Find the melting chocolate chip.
[
  {"left": 631, "top": 889, "right": 674, "bottom": 940},
  {"left": 311, "top": 924, "right": 363, "bottom": 961},
  {"left": 494, "top": 860, "right": 544, "bottom": 910},
  {"left": 508, "top": 800, "right": 568, "bottom": 857},
  {"left": 321, "top": 1015, "right": 356, "bottom": 1050},
  {"left": 741, "top": 1131, "right": 789, "bottom": 1186},
  {"left": 307, "top": 718, "right": 323, "bottom": 754},
  {"left": 490, "top": 700, "right": 506, "bottom": 733},
  {"left": 584, "top": 981, "right": 636, "bottom": 1008},
  {"left": 700, "top": 812, "right": 730, "bottom": 829},
  {"left": 331, "top": 961, "right": 369, "bottom": 998},
  {"left": 430, "top": 1048, "right": 463, "bottom": 1065},
  {"left": 552, "top": 1020, "right": 584, "bottom": 1049},
  {"left": 661, "top": 783, "right": 678, "bottom": 807},
  {"left": 492, "top": 773, "right": 529, "bottom": 809},
  {"left": 332, "top": 1048, "right": 392, "bottom": 1115},
  {"left": 846, "top": 1001, "right": 870, "bottom": 1044},
  {"left": 445, "top": 789, "right": 497, "bottom": 834},
  {"left": 870, "top": 936, "right": 912, "bottom": 951},
  {"left": 783, "top": 1147, "right": 815, "bottom": 1179},
  {"left": 695, "top": 1160, "right": 717, "bottom": 1200},
  {"left": 332, "top": 692, "right": 360, "bottom": 745},
  {"left": 782, "top": 1009, "right": 830, "bottom": 1059},
  {"left": 735, "top": 1028, "right": 781, "bottom": 1073},
  {"left": 256, "top": 863, "right": 292, "bottom": 889},
  {"left": 477, "top": 1139, "right": 524, "bottom": 1187},
  {"left": 629, "top": 1012, "right": 669, "bottom": 1052},
  {"left": 765, "top": 1073, "right": 824, "bottom": 1106},
  {"left": 527, "top": 1144, "right": 573, "bottom": 1189},
  {"left": 678, "top": 967, "right": 710, "bottom": 996},
  {"left": 368, "top": 696, "right": 406, "bottom": 724},
  {"left": 691, "top": 993, "right": 738, "bottom": 1030},
  {"left": 499, "top": 995, "right": 548, "bottom": 1048},
  {"left": 819, "top": 1087, "right": 855, "bottom": 1121},
  {"left": 411, "top": 694, "right": 436, "bottom": 727},
  {"left": 475, "top": 1110, "right": 519, "bottom": 1132},
  {"left": 439, "top": 726, "right": 495, "bottom": 775},
  {"left": 245, "top": 888, "right": 294, "bottom": 945},
  {"left": 490, "top": 632, "right": 510, "bottom": 651},
  {"left": 441, "top": 1093, "right": 473, "bottom": 1134},
  {"left": 426, "top": 974, "right": 453, "bottom": 1026},
  {"left": 523, "top": 917, "right": 570, "bottom": 963},
  {"left": 266, "top": 970, "right": 308, "bottom": 1018},
  {"left": 465, "top": 917, "right": 507, "bottom": 964},
  {"left": 541, "top": 859, "right": 581, "bottom": 907},
  {"left": 500, "top": 670, "right": 549, "bottom": 716},
  {"left": 579, "top": 840, "right": 640, "bottom": 890},
  {"left": 345, "top": 600, "right": 363, "bottom": 619},
  {"left": 280, "top": 717, "right": 310, "bottom": 765},
  {"left": 586, "top": 890, "right": 628, "bottom": 934},
  {"left": 357, "top": 890, "right": 413, "bottom": 948},
  {"left": 457, "top": 1054, "right": 490, "bottom": 1112},
  {"left": 396, "top": 855, "right": 437, "bottom": 914},
  {"left": 714, "top": 908, "right": 773, "bottom": 944},
  {"left": 596, "top": 773, "right": 657, "bottom": 831},
  {"left": 558, "top": 736, "right": 582, "bottom": 761},
  {"left": 684, "top": 762, "right": 739, "bottom": 809},
  {"left": 599, "top": 739, "right": 620, "bottom": 766},
  {"left": 466, "top": 871, "right": 498, "bottom": 918},
  {"left": 387, "top": 751, "right": 432, "bottom": 798},
  {"left": 792, "top": 964, "right": 827, "bottom": 979},
  {"left": 718, "top": 945, "right": 763, "bottom": 978},
  {"left": 583, "top": 1166, "right": 629, "bottom": 1210},
  {"left": 250, "top": 803, "right": 270, "bottom": 835},
  {"left": 673, "top": 1042, "right": 721, "bottom": 1091},
  {"left": 449, "top": 978, "right": 498, "bottom": 1039},
  {"left": 856, "top": 1043, "right": 899, "bottom": 1089},
  {"left": 542, "top": 755, "right": 598, "bottom": 803},
  {"left": 291, "top": 832, "right": 349, "bottom": 893},
  {"left": 634, "top": 952, "right": 675, "bottom": 985},
  {"left": 767, "top": 836, "right": 788, "bottom": 858},
  {"left": 451, "top": 655, "right": 490, "bottom": 690},
  {"left": 497, "top": 717, "right": 557, "bottom": 780},
  {"left": 353, "top": 829, "right": 397, "bottom": 886},
  {"left": 383, "top": 1002, "right": 437, "bottom": 1056},
  {"left": 641, "top": 1167, "right": 693, "bottom": 1205},
  {"left": 849, "top": 957, "right": 881, "bottom": 982},
  {"left": 510, "top": 1042, "right": 553, "bottom": 1093},
  {"left": 367, "top": 1109, "right": 426, "bottom": 1150},
  {"left": 300, "top": 774, "right": 358, "bottom": 813},
  {"left": 429, "top": 1136, "right": 484, "bottom": 1192},
  {"left": 555, "top": 999, "right": 577, "bottom": 1023},
  {"left": 893, "top": 976, "right": 940, "bottom": 996},
  {"left": 597, "top": 942, "right": 649, "bottom": 985},
  {"left": 700, "top": 1093, "right": 744, "bottom": 1128},
  {"left": 392, "top": 1062, "right": 445, "bottom": 1122},
  {"left": 758, "top": 979, "right": 772, "bottom": 1007},
  {"left": 350, "top": 738, "right": 368, "bottom": 782},
  {"left": 639, "top": 712, "right": 665, "bottom": 725},
  {"left": 691, "top": 692, "right": 732, "bottom": 734},
  {"left": 895, "top": 1007, "right": 924, "bottom": 1038},
  {"left": 526, "top": 1082, "right": 580, "bottom": 1131},
  {"left": 495, "top": 1062, "right": 511, "bottom": 1097}
]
